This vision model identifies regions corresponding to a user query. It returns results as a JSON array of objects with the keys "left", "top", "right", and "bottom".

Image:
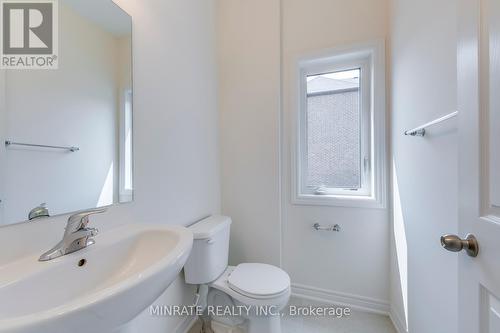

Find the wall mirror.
[{"left": 0, "top": 0, "right": 133, "bottom": 226}]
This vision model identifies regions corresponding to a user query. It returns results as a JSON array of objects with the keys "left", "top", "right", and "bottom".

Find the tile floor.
[
  {"left": 282, "top": 297, "right": 396, "bottom": 333},
  {"left": 189, "top": 296, "right": 397, "bottom": 333}
]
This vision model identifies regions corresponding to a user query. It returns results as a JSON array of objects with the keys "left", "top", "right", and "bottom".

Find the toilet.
[{"left": 184, "top": 216, "right": 291, "bottom": 333}]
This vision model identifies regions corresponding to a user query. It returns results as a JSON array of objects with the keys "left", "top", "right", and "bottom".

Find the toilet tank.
[{"left": 184, "top": 215, "right": 231, "bottom": 284}]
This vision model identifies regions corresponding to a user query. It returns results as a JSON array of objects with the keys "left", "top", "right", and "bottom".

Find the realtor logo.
[{"left": 1, "top": 0, "right": 58, "bottom": 69}]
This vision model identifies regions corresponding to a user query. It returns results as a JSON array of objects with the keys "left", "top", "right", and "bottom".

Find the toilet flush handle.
[{"left": 206, "top": 238, "right": 215, "bottom": 244}]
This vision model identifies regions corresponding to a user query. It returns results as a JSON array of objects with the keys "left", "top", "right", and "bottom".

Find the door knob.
[{"left": 440, "top": 234, "right": 479, "bottom": 257}]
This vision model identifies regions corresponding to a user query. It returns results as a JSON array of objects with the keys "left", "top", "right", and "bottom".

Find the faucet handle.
[{"left": 66, "top": 208, "right": 107, "bottom": 232}]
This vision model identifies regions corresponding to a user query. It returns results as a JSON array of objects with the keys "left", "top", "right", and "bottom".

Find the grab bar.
[
  {"left": 313, "top": 223, "right": 341, "bottom": 232},
  {"left": 404, "top": 111, "right": 458, "bottom": 137},
  {"left": 5, "top": 140, "right": 80, "bottom": 152}
]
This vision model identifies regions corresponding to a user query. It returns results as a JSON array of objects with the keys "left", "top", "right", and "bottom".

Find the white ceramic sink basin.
[{"left": 0, "top": 224, "right": 193, "bottom": 333}]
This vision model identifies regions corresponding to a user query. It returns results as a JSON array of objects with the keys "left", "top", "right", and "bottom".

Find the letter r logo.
[{"left": 2, "top": 2, "right": 53, "bottom": 54}]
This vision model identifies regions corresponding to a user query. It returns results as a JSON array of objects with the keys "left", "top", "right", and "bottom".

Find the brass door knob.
[{"left": 440, "top": 234, "right": 479, "bottom": 257}]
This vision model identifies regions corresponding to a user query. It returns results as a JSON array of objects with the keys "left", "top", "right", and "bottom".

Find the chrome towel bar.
[
  {"left": 404, "top": 111, "right": 458, "bottom": 137},
  {"left": 313, "top": 223, "right": 341, "bottom": 232},
  {"left": 5, "top": 140, "right": 80, "bottom": 152}
]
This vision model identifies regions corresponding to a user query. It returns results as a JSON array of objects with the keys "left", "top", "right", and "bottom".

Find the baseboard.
[
  {"left": 389, "top": 307, "right": 408, "bottom": 333},
  {"left": 291, "top": 283, "right": 390, "bottom": 315},
  {"left": 174, "top": 314, "right": 198, "bottom": 333}
]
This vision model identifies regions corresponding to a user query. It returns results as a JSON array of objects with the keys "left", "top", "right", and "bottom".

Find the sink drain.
[{"left": 77, "top": 259, "right": 87, "bottom": 267}]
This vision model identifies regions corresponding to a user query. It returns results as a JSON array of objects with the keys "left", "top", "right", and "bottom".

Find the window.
[
  {"left": 119, "top": 89, "right": 133, "bottom": 202},
  {"left": 123, "top": 90, "right": 133, "bottom": 191},
  {"left": 294, "top": 42, "right": 386, "bottom": 208},
  {"left": 305, "top": 67, "right": 368, "bottom": 194}
]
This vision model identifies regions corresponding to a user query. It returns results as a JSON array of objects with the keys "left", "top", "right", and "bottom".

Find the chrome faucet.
[
  {"left": 28, "top": 203, "right": 50, "bottom": 221},
  {"left": 39, "top": 208, "right": 106, "bottom": 261}
]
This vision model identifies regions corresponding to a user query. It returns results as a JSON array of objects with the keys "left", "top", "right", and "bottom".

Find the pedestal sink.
[{"left": 0, "top": 224, "right": 193, "bottom": 333}]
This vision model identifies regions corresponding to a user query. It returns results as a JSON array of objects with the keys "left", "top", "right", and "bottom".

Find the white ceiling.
[{"left": 62, "top": 0, "right": 131, "bottom": 37}]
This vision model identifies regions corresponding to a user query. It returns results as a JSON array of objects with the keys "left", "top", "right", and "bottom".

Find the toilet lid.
[{"left": 227, "top": 263, "right": 290, "bottom": 298}]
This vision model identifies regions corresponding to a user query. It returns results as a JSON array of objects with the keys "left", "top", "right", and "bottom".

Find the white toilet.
[{"left": 184, "top": 215, "right": 291, "bottom": 333}]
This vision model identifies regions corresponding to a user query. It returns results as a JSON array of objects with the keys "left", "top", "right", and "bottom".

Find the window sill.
[{"left": 292, "top": 193, "right": 386, "bottom": 209}]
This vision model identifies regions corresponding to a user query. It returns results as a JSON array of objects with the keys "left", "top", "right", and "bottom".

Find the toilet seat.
[
  {"left": 208, "top": 265, "right": 291, "bottom": 333},
  {"left": 210, "top": 265, "right": 291, "bottom": 306},
  {"left": 227, "top": 263, "right": 290, "bottom": 299}
]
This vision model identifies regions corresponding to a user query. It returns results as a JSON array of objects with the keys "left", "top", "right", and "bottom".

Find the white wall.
[
  {"left": 113, "top": 0, "right": 220, "bottom": 227},
  {"left": 217, "top": 0, "right": 282, "bottom": 267},
  {"left": 389, "top": 0, "right": 458, "bottom": 331},
  {"left": 0, "top": 71, "right": 5, "bottom": 225},
  {"left": 218, "top": 0, "right": 391, "bottom": 312},
  {"left": 281, "top": 0, "right": 390, "bottom": 311},
  {"left": 2, "top": 4, "right": 122, "bottom": 224},
  {"left": 0, "top": 0, "right": 219, "bottom": 332}
]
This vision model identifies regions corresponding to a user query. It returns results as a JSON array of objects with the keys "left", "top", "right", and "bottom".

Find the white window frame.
[
  {"left": 292, "top": 41, "right": 387, "bottom": 209},
  {"left": 119, "top": 89, "right": 133, "bottom": 202}
]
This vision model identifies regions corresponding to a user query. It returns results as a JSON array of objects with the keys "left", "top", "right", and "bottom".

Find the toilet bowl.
[
  {"left": 184, "top": 216, "right": 291, "bottom": 333},
  {"left": 208, "top": 265, "right": 290, "bottom": 333}
]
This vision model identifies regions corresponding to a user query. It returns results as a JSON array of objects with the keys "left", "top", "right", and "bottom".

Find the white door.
[{"left": 456, "top": 0, "right": 500, "bottom": 332}]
